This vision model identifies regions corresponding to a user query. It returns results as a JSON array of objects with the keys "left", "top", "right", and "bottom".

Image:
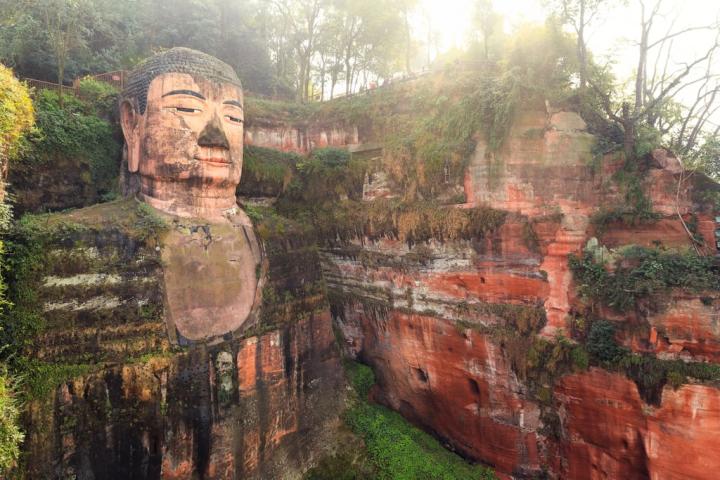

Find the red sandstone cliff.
[{"left": 324, "top": 105, "right": 720, "bottom": 478}]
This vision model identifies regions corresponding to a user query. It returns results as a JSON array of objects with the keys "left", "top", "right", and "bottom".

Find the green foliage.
[
  {"left": 20, "top": 89, "right": 120, "bottom": 197},
  {"left": 569, "top": 246, "right": 720, "bottom": 312},
  {"left": 592, "top": 167, "right": 660, "bottom": 231},
  {"left": 0, "top": 214, "right": 51, "bottom": 362},
  {"left": 77, "top": 77, "right": 119, "bottom": 116},
  {"left": 0, "top": 368, "right": 23, "bottom": 476},
  {"left": 585, "top": 320, "right": 624, "bottom": 363},
  {"left": 502, "top": 20, "right": 578, "bottom": 104},
  {"left": 240, "top": 145, "right": 299, "bottom": 197},
  {"left": 20, "top": 359, "right": 93, "bottom": 402},
  {"left": 344, "top": 359, "right": 375, "bottom": 399},
  {"left": 342, "top": 361, "right": 496, "bottom": 480},
  {"left": 282, "top": 147, "right": 368, "bottom": 206},
  {"left": 524, "top": 336, "right": 588, "bottom": 393},
  {"left": 0, "top": 64, "right": 34, "bottom": 164},
  {"left": 0, "top": 0, "right": 276, "bottom": 94},
  {"left": 133, "top": 202, "right": 168, "bottom": 241},
  {"left": 578, "top": 317, "right": 720, "bottom": 404}
]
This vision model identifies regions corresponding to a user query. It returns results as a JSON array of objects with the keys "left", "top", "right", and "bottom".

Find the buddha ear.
[{"left": 120, "top": 100, "right": 141, "bottom": 173}]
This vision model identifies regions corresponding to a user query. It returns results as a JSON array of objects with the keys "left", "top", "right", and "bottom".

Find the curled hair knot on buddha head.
[{"left": 121, "top": 47, "right": 242, "bottom": 115}]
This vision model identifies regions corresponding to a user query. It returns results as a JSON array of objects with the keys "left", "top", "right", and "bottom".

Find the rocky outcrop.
[{"left": 341, "top": 309, "right": 544, "bottom": 476}]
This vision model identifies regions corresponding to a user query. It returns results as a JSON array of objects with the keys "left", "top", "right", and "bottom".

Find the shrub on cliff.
[
  {"left": 586, "top": 320, "right": 624, "bottom": 363},
  {"left": 569, "top": 246, "right": 720, "bottom": 312},
  {"left": 77, "top": 77, "right": 119, "bottom": 119}
]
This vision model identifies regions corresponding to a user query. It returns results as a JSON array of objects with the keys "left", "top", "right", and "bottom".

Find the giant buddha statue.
[{"left": 120, "top": 48, "right": 264, "bottom": 343}]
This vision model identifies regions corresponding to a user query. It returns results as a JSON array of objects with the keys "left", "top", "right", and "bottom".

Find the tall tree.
[
  {"left": 592, "top": 0, "right": 720, "bottom": 159},
  {"left": 41, "top": 0, "right": 88, "bottom": 89},
  {"left": 546, "top": 0, "right": 607, "bottom": 88},
  {"left": 473, "top": 0, "right": 502, "bottom": 61}
]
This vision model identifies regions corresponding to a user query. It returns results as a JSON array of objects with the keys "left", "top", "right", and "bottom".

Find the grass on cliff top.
[
  {"left": 13, "top": 198, "right": 169, "bottom": 242},
  {"left": 320, "top": 360, "right": 496, "bottom": 480}
]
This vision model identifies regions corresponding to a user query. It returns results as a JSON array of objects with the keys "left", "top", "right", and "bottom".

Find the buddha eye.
[
  {"left": 225, "top": 115, "right": 243, "bottom": 125},
  {"left": 165, "top": 106, "right": 202, "bottom": 114}
]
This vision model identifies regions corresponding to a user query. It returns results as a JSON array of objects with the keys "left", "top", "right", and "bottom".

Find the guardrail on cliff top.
[{"left": 22, "top": 70, "right": 127, "bottom": 97}]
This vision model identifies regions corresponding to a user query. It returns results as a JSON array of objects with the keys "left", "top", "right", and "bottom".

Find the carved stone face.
[{"left": 121, "top": 72, "right": 244, "bottom": 218}]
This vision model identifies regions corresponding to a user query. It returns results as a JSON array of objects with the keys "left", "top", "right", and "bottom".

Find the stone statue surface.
[{"left": 120, "top": 48, "right": 263, "bottom": 342}]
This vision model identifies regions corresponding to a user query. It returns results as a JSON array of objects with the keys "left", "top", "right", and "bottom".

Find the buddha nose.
[{"left": 197, "top": 114, "right": 230, "bottom": 150}]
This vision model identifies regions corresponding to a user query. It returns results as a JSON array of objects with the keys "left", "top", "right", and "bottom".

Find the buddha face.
[{"left": 120, "top": 72, "right": 244, "bottom": 215}]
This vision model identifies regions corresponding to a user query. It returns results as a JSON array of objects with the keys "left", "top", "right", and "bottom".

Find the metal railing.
[{"left": 23, "top": 70, "right": 128, "bottom": 97}]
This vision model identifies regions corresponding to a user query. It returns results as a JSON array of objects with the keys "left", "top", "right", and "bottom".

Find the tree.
[
  {"left": 592, "top": 0, "right": 720, "bottom": 159},
  {"left": 473, "top": 0, "right": 503, "bottom": 61},
  {"left": 545, "top": 0, "right": 609, "bottom": 89},
  {"left": 41, "top": 0, "right": 89, "bottom": 90}
]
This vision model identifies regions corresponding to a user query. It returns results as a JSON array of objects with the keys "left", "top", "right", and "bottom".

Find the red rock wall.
[
  {"left": 244, "top": 122, "right": 360, "bottom": 154},
  {"left": 556, "top": 369, "right": 720, "bottom": 480},
  {"left": 351, "top": 310, "right": 544, "bottom": 476}
]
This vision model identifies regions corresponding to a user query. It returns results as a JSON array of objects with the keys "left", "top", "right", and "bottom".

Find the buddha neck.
[{"left": 138, "top": 177, "right": 238, "bottom": 220}]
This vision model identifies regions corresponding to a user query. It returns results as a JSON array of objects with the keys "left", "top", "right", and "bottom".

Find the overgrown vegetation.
[
  {"left": 0, "top": 65, "right": 35, "bottom": 167},
  {"left": 569, "top": 245, "right": 720, "bottom": 312},
  {"left": 0, "top": 370, "right": 23, "bottom": 474},
  {"left": 17, "top": 88, "right": 121, "bottom": 200},
  {"left": 0, "top": 66, "right": 34, "bottom": 476},
  {"left": 240, "top": 145, "right": 299, "bottom": 197},
  {"left": 336, "top": 360, "right": 496, "bottom": 480}
]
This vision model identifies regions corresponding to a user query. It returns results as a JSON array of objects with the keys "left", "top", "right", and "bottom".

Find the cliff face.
[
  {"left": 313, "top": 102, "right": 720, "bottom": 477},
  {"left": 26, "top": 312, "right": 342, "bottom": 480},
  {"left": 18, "top": 201, "right": 346, "bottom": 479}
]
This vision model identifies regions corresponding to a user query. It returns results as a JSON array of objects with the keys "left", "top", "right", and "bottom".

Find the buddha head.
[{"left": 120, "top": 48, "right": 244, "bottom": 218}]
